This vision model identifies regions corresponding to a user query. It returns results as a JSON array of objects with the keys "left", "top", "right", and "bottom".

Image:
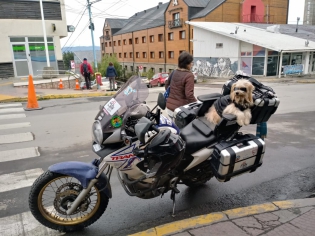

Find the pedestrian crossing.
[{"left": 0, "top": 103, "right": 61, "bottom": 236}]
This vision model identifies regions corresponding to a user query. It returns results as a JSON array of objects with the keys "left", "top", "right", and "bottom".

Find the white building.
[
  {"left": 0, "top": 0, "right": 68, "bottom": 78},
  {"left": 187, "top": 22, "right": 315, "bottom": 78}
]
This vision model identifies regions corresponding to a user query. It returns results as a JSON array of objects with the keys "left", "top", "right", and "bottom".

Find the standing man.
[
  {"left": 106, "top": 62, "right": 117, "bottom": 91},
  {"left": 80, "top": 58, "right": 94, "bottom": 90}
]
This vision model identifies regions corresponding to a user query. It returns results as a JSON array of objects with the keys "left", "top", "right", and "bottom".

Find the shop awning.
[{"left": 186, "top": 21, "right": 315, "bottom": 52}]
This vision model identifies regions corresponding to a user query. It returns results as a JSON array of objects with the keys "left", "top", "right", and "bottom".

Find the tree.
[
  {"left": 62, "top": 51, "right": 74, "bottom": 69},
  {"left": 99, "top": 54, "right": 123, "bottom": 79},
  {"left": 147, "top": 69, "right": 154, "bottom": 79}
]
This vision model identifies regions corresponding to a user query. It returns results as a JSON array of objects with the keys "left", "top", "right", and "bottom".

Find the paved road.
[{"left": 0, "top": 83, "right": 315, "bottom": 235}]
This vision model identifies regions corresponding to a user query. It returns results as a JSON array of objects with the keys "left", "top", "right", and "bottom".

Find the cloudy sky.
[{"left": 61, "top": 0, "right": 305, "bottom": 49}]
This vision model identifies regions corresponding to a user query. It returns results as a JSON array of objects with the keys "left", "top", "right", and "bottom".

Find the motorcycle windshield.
[{"left": 95, "top": 75, "right": 149, "bottom": 132}]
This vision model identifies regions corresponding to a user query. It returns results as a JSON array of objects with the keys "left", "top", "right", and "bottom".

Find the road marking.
[
  {"left": 0, "top": 210, "right": 64, "bottom": 236},
  {"left": 0, "top": 122, "right": 31, "bottom": 130},
  {"left": 0, "top": 168, "right": 44, "bottom": 193},
  {"left": 0, "top": 113, "right": 26, "bottom": 120},
  {"left": 0, "top": 132, "right": 34, "bottom": 144},
  {"left": 0, "top": 103, "right": 22, "bottom": 108},
  {"left": 0, "top": 147, "right": 40, "bottom": 163},
  {"left": 0, "top": 108, "right": 25, "bottom": 114}
]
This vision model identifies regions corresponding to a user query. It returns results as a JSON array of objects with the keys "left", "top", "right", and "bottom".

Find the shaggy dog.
[{"left": 206, "top": 79, "right": 255, "bottom": 126}]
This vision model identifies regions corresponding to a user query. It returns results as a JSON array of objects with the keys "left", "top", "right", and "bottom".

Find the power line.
[
  {"left": 62, "top": 7, "right": 87, "bottom": 50},
  {"left": 63, "top": 21, "right": 90, "bottom": 51}
]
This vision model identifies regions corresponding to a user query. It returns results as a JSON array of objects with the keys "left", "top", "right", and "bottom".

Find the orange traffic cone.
[
  {"left": 58, "top": 79, "right": 64, "bottom": 89},
  {"left": 74, "top": 79, "right": 80, "bottom": 90},
  {"left": 24, "top": 75, "right": 42, "bottom": 111}
]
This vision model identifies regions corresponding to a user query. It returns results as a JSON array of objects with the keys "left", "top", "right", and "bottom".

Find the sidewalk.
[{"left": 130, "top": 198, "right": 315, "bottom": 236}]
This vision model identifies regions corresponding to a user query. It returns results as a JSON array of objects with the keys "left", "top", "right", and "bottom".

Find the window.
[
  {"left": 216, "top": 43, "right": 223, "bottom": 48},
  {"left": 169, "top": 69, "right": 173, "bottom": 73},
  {"left": 114, "top": 41, "right": 116, "bottom": 46},
  {"left": 105, "top": 42, "right": 108, "bottom": 47},
  {"left": 123, "top": 39, "right": 127, "bottom": 45},
  {"left": 179, "top": 31, "right": 186, "bottom": 39},
  {"left": 109, "top": 42, "right": 111, "bottom": 47},
  {"left": 131, "top": 66, "right": 134, "bottom": 71},
  {"left": 101, "top": 43, "right": 104, "bottom": 50},
  {"left": 125, "top": 65, "right": 127, "bottom": 70},
  {"left": 151, "top": 68, "right": 155, "bottom": 73},
  {"left": 142, "top": 36, "right": 146, "bottom": 43},
  {"left": 129, "top": 52, "right": 133, "bottom": 58},
  {"left": 159, "top": 68, "right": 163, "bottom": 73},
  {"left": 129, "top": 38, "right": 132, "bottom": 44},
  {"left": 110, "top": 53, "right": 112, "bottom": 56},
  {"left": 136, "top": 52, "right": 140, "bottom": 58},
  {"left": 173, "top": 13, "right": 181, "bottom": 27},
  {"left": 150, "top": 35, "right": 154, "bottom": 43},
  {"left": 143, "top": 67, "right": 147, "bottom": 72},
  {"left": 159, "top": 51, "right": 164, "bottom": 58},
  {"left": 150, "top": 52, "right": 155, "bottom": 58},
  {"left": 119, "top": 53, "right": 122, "bottom": 58},
  {"left": 158, "top": 34, "right": 163, "bottom": 42},
  {"left": 135, "top": 38, "right": 139, "bottom": 44},
  {"left": 168, "top": 33, "right": 174, "bottom": 41},
  {"left": 179, "top": 50, "right": 184, "bottom": 55},
  {"left": 124, "top": 52, "right": 127, "bottom": 58},
  {"left": 143, "top": 52, "right": 147, "bottom": 58},
  {"left": 118, "top": 40, "right": 121, "bottom": 46},
  {"left": 168, "top": 51, "right": 174, "bottom": 59},
  {"left": 173, "top": 12, "right": 180, "bottom": 20}
]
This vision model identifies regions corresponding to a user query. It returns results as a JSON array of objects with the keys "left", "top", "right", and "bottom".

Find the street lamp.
[
  {"left": 39, "top": 0, "right": 50, "bottom": 67},
  {"left": 296, "top": 17, "right": 300, "bottom": 33}
]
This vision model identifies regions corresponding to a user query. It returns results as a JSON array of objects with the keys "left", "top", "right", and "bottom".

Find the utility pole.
[
  {"left": 87, "top": 0, "right": 101, "bottom": 71},
  {"left": 39, "top": 0, "right": 50, "bottom": 67}
]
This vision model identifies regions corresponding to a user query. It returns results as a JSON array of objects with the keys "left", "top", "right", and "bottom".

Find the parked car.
[
  {"left": 148, "top": 73, "right": 169, "bottom": 88},
  {"left": 80, "top": 80, "right": 96, "bottom": 90},
  {"left": 91, "top": 77, "right": 117, "bottom": 91},
  {"left": 140, "top": 76, "right": 150, "bottom": 87}
]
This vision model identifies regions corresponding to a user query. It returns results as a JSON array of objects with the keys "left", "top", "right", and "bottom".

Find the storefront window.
[
  {"left": 29, "top": 43, "right": 57, "bottom": 76},
  {"left": 252, "top": 57, "right": 264, "bottom": 75}
]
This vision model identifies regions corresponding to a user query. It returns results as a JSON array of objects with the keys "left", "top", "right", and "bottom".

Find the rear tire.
[
  {"left": 29, "top": 171, "right": 108, "bottom": 232},
  {"left": 181, "top": 161, "right": 213, "bottom": 188}
]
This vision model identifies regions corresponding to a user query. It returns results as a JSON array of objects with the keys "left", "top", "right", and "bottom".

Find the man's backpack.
[{"left": 83, "top": 63, "right": 89, "bottom": 74}]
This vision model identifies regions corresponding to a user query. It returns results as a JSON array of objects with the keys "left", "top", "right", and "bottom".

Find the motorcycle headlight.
[{"left": 92, "top": 120, "right": 103, "bottom": 145}]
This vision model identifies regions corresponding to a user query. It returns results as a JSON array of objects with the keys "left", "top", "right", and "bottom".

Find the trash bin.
[{"left": 95, "top": 72, "right": 102, "bottom": 90}]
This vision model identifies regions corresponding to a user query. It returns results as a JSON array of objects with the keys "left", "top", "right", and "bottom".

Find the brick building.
[{"left": 100, "top": 0, "right": 289, "bottom": 74}]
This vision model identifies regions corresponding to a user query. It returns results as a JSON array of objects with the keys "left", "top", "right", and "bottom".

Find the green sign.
[
  {"left": 12, "top": 45, "right": 54, "bottom": 51},
  {"left": 12, "top": 45, "right": 26, "bottom": 51}
]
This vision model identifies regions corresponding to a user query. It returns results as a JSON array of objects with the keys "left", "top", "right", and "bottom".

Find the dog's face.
[{"left": 231, "top": 79, "right": 255, "bottom": 104}]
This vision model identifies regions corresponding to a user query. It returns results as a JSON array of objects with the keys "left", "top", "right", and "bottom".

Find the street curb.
[
  {"left": 129, "top": 198, "right": 315, "bottom": 236},
  {"left": 0, "top": 92, "right": 116, "bottom": 103}
]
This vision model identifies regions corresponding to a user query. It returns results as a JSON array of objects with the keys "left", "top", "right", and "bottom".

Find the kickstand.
[{"left": 171, "top": 190, "right": 176, "bottom": 217}]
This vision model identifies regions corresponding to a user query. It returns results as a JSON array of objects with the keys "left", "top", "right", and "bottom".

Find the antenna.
[{"left": 235, "top": 26, "right": 239, "bottom": 34}]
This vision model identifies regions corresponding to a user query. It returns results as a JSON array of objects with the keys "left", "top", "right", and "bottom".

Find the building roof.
[
  {"left": 113, "top": 2, "right": 168, "bottom": 35},
  {"left": 105, "top": 18, "right": 129, "bottom": 29},
  {"left": 190, "top": 0, "right": 226, "bottom": 19},
  {"left": 183, "top": 0, "right": 210, "bottom": 7},
  {"left": 187, "top": 21, "right": 315, "bottom": 52},
  {"left": 245, "top": 23, "right": 315, "bottom": 42}
]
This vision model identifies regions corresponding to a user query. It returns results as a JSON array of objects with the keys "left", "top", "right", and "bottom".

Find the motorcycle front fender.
[{"left": 48, "top": 161, "right": 112, "bottom": 198}]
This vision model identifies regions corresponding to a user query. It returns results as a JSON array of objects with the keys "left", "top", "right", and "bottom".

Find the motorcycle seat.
[
  {"left": 180, "top": 117, "right": 216, "bottom": 154},
  {"left": 197, "top": 93, "right": 222, "bottom": 116}
]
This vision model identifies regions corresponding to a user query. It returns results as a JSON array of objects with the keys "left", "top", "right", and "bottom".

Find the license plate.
[{"left": 93, "top": 144, "right": 102, "bottom": 152}]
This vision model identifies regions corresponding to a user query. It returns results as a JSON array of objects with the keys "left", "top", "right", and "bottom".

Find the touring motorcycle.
[{"left": 29, "top": 75, "right": 280, "bottom": 232}]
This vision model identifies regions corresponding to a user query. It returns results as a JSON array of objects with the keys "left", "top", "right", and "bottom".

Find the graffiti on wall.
[
  {"left": 192, "top": 57, "right": 238, "bottom": 78},
  {"left": 283, "top": 64, "right": 304, "bottom": 75}
]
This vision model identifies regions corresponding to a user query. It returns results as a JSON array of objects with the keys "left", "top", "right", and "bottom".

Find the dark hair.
[
  {"left": 109, "top": 62, "right": 113, "bottom": 66},
  {"left": 178, "top": 51, "right": 193, "bottom": 69},
  {"left": 83, "top": 58, "right": 87, "bottom": 61}
]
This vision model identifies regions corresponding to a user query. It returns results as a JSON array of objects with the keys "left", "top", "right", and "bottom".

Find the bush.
[
  {"left": 147, "top": 69, "right": 154, "bottom": 79},
  {"left": 99, "top": 54, "right": 123, "bottom": 78}
]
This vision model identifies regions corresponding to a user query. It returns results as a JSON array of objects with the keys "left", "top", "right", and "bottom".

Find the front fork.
[{"left": 66, "top": 163, "right": 110, "bottom": 215}]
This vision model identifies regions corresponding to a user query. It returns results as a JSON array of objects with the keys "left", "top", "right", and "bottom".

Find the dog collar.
[{"left": 233, "top": 101, "right": 250, "bottom": 111}]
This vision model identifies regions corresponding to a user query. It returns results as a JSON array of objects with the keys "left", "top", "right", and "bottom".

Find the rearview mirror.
[
  {"left": 135, "top": 117, "right": 152, "bottom": 144},
  {"left": 157, "top": 93, "right": 166, "bottom": 110}
]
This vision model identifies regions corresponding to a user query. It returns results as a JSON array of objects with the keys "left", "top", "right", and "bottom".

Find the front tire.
[{"left": 29, "top": 171, "right": 108, "bottom": 232}]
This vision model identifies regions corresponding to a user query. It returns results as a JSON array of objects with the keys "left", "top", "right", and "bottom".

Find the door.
[{"left": 11, "top": 43, "right": 32, "bottom": 77}]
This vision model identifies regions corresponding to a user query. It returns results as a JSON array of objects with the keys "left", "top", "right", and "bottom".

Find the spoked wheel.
[{"left": 29, "top": 171, "right": 108, "bottom": 232}]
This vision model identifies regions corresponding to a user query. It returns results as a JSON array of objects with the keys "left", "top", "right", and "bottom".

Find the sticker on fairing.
[
  {"left": 111, "top": 115, "right": 123, "bottom": 128},
  {"left": 104, "top": 98, "right": 121, "bottom": 115},
  {"left": 124, "top": 86, "right": 136, "bottom": 96}
]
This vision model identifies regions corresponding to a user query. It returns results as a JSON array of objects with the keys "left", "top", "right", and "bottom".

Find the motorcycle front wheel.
[{"left": 29, "top": 171, "right": 108, "bottom": 232}]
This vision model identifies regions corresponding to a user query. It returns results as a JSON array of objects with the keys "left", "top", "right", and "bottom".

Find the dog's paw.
[{"left": 236, "top": 117, "right": 245, "bottom": 126}]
